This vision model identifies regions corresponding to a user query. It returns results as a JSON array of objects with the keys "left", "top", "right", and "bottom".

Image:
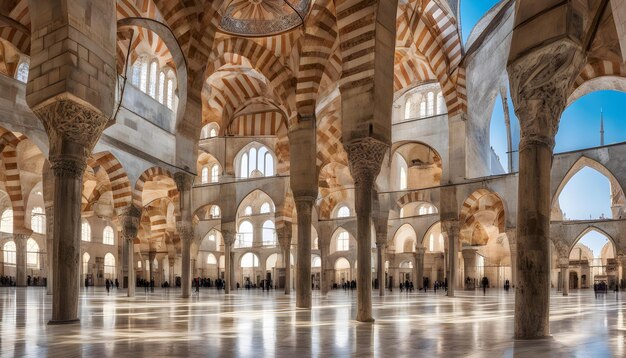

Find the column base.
[
  {"left": 356, "top": 316, "right": 375, "bottom": 323},
  {"left": 48, "top": 318, "right": 80, "bottom": 325}
]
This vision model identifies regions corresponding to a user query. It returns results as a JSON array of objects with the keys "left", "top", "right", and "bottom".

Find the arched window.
[
  {"left": 337, "top": 206, "right": 350, "bottom": 218},
  {"left": 30, "top": 207, "right": 45, "bottom": 234},
  {"left": 207, "top": 253, "right": 217, "bottom": 264},
  {"left": 3, "top": 241, "right": 16, "bottom": 265},
  {"left": 208, "top": 233, "right": 216, "bottom": 242},
  {"left": 137, "top": 260, "right": 142, "bottom": 269},
  {"left": 262, "top": 220, "right": 275, "bottom": 246},
  {"left": 83, "top": 252, "right": 90, "bottom": 276},
  {"left": 103, "top": 226, "right": 114, "bottom": 245},
  {"left": 1, "top": 209, "right": 13, "bottom": 233},
  {"left": 240, "top": 252, "right": 259, "bottom": 268},
  {"left": 148, "top": 60, "right": 158, "bottom": 98},
  {"left": 399, "top": 166, "right": 407, "bottom": 190},
  {"left": 420, "top": 101, "right": 426, "bottom": 117},
  {"left": 238, "top": 145, "right": 275, "bottom": 178},
  {"left": 312, "top": 256, "right": 321, "bottom": 268},
  {"left": 336, "top": 230, "right": 349, "bottom": 251},
  {"left": 131, "top": 57, "right": 144, "bottom": 87},
  {"left": 81, "top": 221, "right": 91, "bottom": 242},
  {"left": 244, "top": 206, "right": 252, "bottom": 216},
  {"left": 241, "top": 153, "right": 249, "bottom": 179},
  {"left": 104, "top": 253, "right": 115, "bottom": 279},
  {"left": 436, "top": 92, "right": 445, "bottom": 114},
  {"left": 158, "top": 71, "right": 166, "bottom": 104},
  {"left": 429, "top": 234, "right": 435, "bottom": 252},
  {"left": 211, "top": 164, "right": 219, "bottom": 183},
  {"left": 166, "top": 77, "right": 175, "bottom": 110},
  {"left": 201, "top": 167, "right": 209, "bottom": 184},
  {"left": 16, "top": 62, "right": 29, "bottom": 83},
  {"left": 427, "top": 92, "right": 434, "bottom": 116},
  {"left": 139, "top": 58, "right": 149, "bottom": 92},
  {"left": 236, "top": 221, "right": 253, "bottom": 248},
  {"left": 260, "top": 202, "right": 271, "bottom": 214},
  {"left": 209, "top": 128, "right": 217, "bottom": 138},
  {"left": 210, "top": 206, "right": 221, "bottom": 218}
]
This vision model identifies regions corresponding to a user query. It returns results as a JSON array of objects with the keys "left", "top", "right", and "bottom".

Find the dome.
[{"left": 219, "top": 0, "right": 310, "bottom": 36}]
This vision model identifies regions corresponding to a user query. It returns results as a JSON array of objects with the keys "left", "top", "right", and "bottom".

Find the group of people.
[
  {"left": 399, "top": 280, "right": 414, "bottom": 292},
  {"left": 0, "top": 275, "right": 15, "bottom": 286},
  {"left": 192, "top": 277, "right": 228, "bottom": 291},
  {"left": 104, "top": 278, "right": 119, "bottom": 294}
]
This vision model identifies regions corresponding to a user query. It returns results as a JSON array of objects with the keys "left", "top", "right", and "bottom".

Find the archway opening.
[{"left": 567, "top": 229, "right": 616, "bottom": 290}]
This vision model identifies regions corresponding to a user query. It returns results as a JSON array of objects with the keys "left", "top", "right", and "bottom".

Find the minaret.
[{"left": 600, "top": 108, "right": 605, "bottom": 146}]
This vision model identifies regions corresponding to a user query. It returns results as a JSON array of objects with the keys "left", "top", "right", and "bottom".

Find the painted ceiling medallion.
[{"left": 219, "top": 0, "right": 310, "bottom": 36}]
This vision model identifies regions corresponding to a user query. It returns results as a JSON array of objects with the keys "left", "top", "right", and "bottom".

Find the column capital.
[
  {"left": 508, "top": 40, "right": 585, "bottom": 150},
  {"left": 559, "top": 257, "right": 570, "bottom": 268},
  {"left": 33, "top": 97, "right": 108, "bottom": 157},
  {"left": 120, "top": 205, "right": 141, "bottom": 241},
  {"left": 375, "top": 241, "right": 386, "bottom": 249},
  {"left": 345, "top": 137, "right": 388, "bottom": 184},
  {"left": 176, "top": 221, "right": 194, "bottom": 241},
  {"left": 50, "top": 156, "right": 87, "bottom": 179},
  {"left": 174, "top": 172, "right": 194, "bottom": 193},
  {"left": 415, "top": 247, "right": 426, "bottom": 255},
  {"left": 221, "top": 228, "right": 237, "bottom": 246}
]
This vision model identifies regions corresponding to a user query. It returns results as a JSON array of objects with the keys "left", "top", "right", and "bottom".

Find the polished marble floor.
[{"left": 1, "top": 286, "right": 625, "bottom": 357}]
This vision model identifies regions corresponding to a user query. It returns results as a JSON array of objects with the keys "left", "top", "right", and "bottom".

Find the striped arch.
[
  {"left": 570, "top": 60, "right": 626, "bottom": 103},
  {"left": 295, "top": 0, "right": 338, "bottom": 118},
  {"left": 144, "top": 205, "right": 167, "bottom": 240},
  {"left": 395, "top": 191, "right": 436, "bottom": 211},
  {"left": 319, "top": 190, "right": 351, "bottom": 219},
  {"left": 393, "top": 51, "right": 437, "bottom": 92},
  {"left": 82, "top": 159, "right": 112, "bottom": 216},
  {"left": 92, "top": 151, "right": 132, "bottom": 213},
  {"left": 205, "top": 38, "right": 295, "bottom": 107},
  {"left": 0, "top": 0, "right": 31, "bottom": 54},
  {"left": 459, "top": 189, "right": 506, "bottom": 245},
  {"left": 230, "top": 112, "right": 287, "bottom": 136},
  {"left": 116, "top": 25, "right": 174, "bottom": 75},
  {"left": 133, "top": 166, "right": 177, "bottom": 208},
  {"left": 316, "top": 95, "right": 348, "bottom": 169},
  {"left": 274, "top": 126, "right": 290, "bottom": 175},
  {"left": 0, "top": 129, "right": 26, "bottom": 230}
]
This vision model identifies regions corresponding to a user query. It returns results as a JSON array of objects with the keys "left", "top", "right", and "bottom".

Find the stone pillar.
[
  {"left": 415, "top": 247, "right": 425, "bottom": 289},
  {"left": 620, "top": 255, "right": 626, "bottom": 289},
  {"left": 14, "top": 233, "right": 29, "bottom": 287},
  {"left": 462, "top": 248, "right": 478, "bottom": 289},
  {"left": 376, "top": 242, "right": 385, "bottom": 296},
  {"left": 148, "top": 251, "right": 156, "bottom": 282},
  {"left": 222, "top": 228, "right": 235, "bottom": 294},
  {"left": 506, "top": 228, "right": 517, "bottom": 287},
  {"left": 121, "top": 206, "right": 140, "bottom": 297},
  {"left": 345, "top": 138, "right": 387, "bottom": 323},
  {"left": 277, "top": 227, "right": 292, "bottom": 294},
  {"left": 508, "top": 39, "right": 584, "bottom": 338},
  {"left": 320, "top": 241, "right": 330, "bottom": 296},
  {"left": 168, "top": 256, "right": 175, "bottom": 285},
  {"left": 179, "top": 228, "right": 192, "bottom": 298},
  {"left": 442, "top": 220, "right": 459, "bottom": 297},
  {"left": 26, "top": 0, "right": 117, "bottom": 324},
  {"left": 559, "top": 258, "right": 569, "bottom": 296},
  {"left": 174, "top": 172, "right": 194, "bottom": 298},
  {"left": 295, "top": 198, "right": 314, "bottom": 308}
]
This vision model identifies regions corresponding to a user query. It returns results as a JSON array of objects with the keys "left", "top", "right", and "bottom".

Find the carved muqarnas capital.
[
  {"left": 508, "top": 40, "right": 586, "bottom": 149},
  {"left": 176, "top": 221, "right": 194, "bottom": 240},
  {"left": 50, "top": 157, "right": 87, "bottom": 179},
  {"left": 345, "top": 137, "right": 388, "bottom": 184},
  {"left": 34, "top": 99, "right": 108, "bottom": 155}
]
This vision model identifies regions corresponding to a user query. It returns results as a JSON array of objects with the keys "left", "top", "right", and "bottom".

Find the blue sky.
[{"left": 462, "top": 1, "right": 621, "bottom": 256}]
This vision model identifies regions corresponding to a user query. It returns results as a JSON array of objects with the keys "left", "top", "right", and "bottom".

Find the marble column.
[
  {"left": 277, "top": 227, "right": 292, "bottom": 294},
  {"left": 620, "top": 255, "right": 626, "bottom": 290},
  {"left": 295, "top": 198, "right": 314, "bottom": 308},
  {"left": 559, "top": 258, "right": 569, "bottom": 296},
  {"left": 508, "top": 40, "right": 584, "bottom": 339},
  {"left": 222, "top": 229, "right": 235, "bottom": 294},
  {"left": 346, "top": 138, "right": 387, "bottom": 323},
  {"left": 148, "top": 251, "right": 156, "bottom": 283},
  {"left": 443, "top": 220, "right": 459, "bottom": 297},
  {"left": 14, "top": 233, "right": 29, "bottom": 286},
  {"left": 415, "top": 247, "right": 425, "bottom": 289},
  {"left": 121, "top": 205, "right": 140, "bottom": 297},
  {"left": 376, "top": 242, "right": 385, "bottom": 296},
  {"left": 174, "top": 173, "right": 194, "bottom": 299},
  {"left": 462, "top": 248, "right": 478, "bottom": 289}
]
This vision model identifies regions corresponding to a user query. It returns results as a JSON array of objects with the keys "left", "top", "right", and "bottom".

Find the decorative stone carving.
[
  {"left": 174, "top": 172, "right": 194, "bottom": 193},
  {"left": 219, "top": 0, "right": 310, "bottom": 36},
  {"left": 50, "top": 157, "right": 87, "bottom": 179},
  {"left": 33, "top": 98, "right": 109, "bottom": 155},
  {"left": 345, "top": 137, "right": 388, "bottom": 184},
  {"left": 120, "top": 205, "right": 141, "bottom": 240},
  {"left": 508, "top": 40, "right": 586, "bottom": 150},
  {"left": 221, "top": 229, "right": 237, "bottom": 246},
  {"left": 176, "top": 221, "right": 194, "bottom": 241}
]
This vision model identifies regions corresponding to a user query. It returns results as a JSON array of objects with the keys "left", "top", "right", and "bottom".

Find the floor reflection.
[{"left": 0, "top": 287, "right": 624, "bottom": 356}]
